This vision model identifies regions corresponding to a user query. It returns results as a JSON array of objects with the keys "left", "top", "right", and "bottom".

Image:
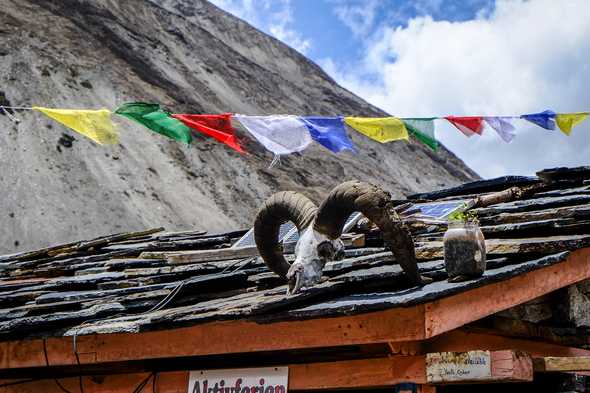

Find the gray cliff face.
[{"left": 0, "top": 0, "right": 478, "bottom": 253}]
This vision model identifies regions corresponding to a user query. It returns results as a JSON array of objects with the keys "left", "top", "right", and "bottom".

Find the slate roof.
[{"left": 0, "top": 167, "right": 589, "bottom": 341}]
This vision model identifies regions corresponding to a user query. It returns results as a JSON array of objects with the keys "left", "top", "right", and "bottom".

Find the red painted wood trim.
[
  {"left": 425, "top": 248, "right": 590, "bottom": 338},
  {"left": 0, "top": 357, "right": 426, "bottom": 392}
]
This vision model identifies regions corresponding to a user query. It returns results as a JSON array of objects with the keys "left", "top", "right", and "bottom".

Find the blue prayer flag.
[
  {"left": 521, "top": 109, "right": 556, "bottom": 130},
  {"left": 302, "top": 116, "right": 356, "bottom": 153}
]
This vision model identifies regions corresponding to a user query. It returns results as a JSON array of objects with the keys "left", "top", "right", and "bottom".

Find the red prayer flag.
[
  {"left": 172, "top": 113, "right": 244, "bottom": 153},
  {"left": 445, "top": 116, "right": 484, "bottom": 137}
]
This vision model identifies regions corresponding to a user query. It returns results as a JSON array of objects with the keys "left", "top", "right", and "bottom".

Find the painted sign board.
[
  {"left": 426, "top": 351, "right": 492, "bottom": 383},
  {"left": 188, "top": 367, "right": 288, "bottom": 393}
]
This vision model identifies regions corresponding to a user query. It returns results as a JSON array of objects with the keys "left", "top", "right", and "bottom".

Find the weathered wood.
[
  {"left": 473, "top": 187, "right": 525, "bottom": 208},
  {"left": 143, "top": 246, "right": 259, "bottom": 263},
  {"left": 341, "top": 233, "right": 366, "bottom": 248},
  {"left": 426, "top": 350, "right": 532, "bottom": 384},
  {"left": 145, "top": 234, "right": 366, "bottom": 264},
  {"left": 534, "top": 356, "right": 590, "bottom": 372}
]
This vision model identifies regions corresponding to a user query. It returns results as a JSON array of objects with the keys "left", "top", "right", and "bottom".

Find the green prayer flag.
[
  {"left": 115, "top": 102, "right": 192, "bottom": 144},
  {"left": 402, "top": 118, "right": 438, "bottom": 151}
]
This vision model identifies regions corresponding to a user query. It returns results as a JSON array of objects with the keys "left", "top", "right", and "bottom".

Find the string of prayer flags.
[
  {"left": 234, "top": 114, "right": 312, "bottom": 156},
  {"left": 555, "top": 112, "right": 589, "bottom": 136},
  {"left": 521, "top": 109, "right": 556, "bottom": 130},
  {"left": 115, "top": 103, "right": 192, "bottom": 144},
  {"left": 6, "top": 104, "right": 590, "bottom": 161},
  {"left": 402, "top": 118, "right": 438, "bottom": 151},
  {"left": 484, "top": 117, "right": 516, "bottom": 143},
  {"left": 344, "top": 117, "right": 409, "bottom": 143},
  {"left": 172, "top": 113, "right": 244, "bottom": 153},
  {"left": 302, "top": 116, "right": 355, "bottom": 153},
  {"left": 445, "top": 116, "right": 484, "bottom": 137},
  {"left": 33, "top": 107, "right": 119, "bottom": 145}
]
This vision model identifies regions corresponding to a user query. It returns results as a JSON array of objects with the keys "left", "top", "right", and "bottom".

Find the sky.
[{"left": 209, "top": 0, "right": 590, "bottom": 179}]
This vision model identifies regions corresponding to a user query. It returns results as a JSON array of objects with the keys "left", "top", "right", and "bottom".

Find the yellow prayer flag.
[
  {"left": 556, "top": 112, "right": 589, "bottom": 136},
  {"left": 33, "top": 107, "right": 119, "bottom": 145},
  {"left": 344, "top": 117, "right": 409, "bottom": 143}
]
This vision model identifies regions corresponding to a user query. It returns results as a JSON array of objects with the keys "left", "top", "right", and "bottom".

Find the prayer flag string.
[{"left": 0, "top": 104, "right": 588, "bottom": 160}]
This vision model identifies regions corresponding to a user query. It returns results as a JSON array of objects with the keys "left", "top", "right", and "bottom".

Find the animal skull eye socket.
[{"left": 317, "top": 241, "right": 335, "bottom": 259}]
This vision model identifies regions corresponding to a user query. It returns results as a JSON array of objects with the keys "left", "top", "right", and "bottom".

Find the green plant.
[{"left": 447, "top": 203, "right": 479, "bottom": 223}]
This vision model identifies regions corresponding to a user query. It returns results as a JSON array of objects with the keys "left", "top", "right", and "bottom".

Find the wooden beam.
[
  {"left": 289, "top": 356, "right": 426, "bottom": 389},
  {"left": 0, "top": 306, "right": 426, "bottom": 369},
  {"left": 534, "top": 356, "right": 590, "bottom": 372},
  {"left": 424, "top": 247, "right": 590, "bottom": 338},
  {"left": 426, "top": 350, "right": 532, "bottom": 384},
  {"left": 0, "top": 356, "right": 426, "bottom": 392},
  {"left": 140, "top": 245, "right": 258, "bottom": 262},
  {"left": 426, "top": 328, "right": 590, "bottom": 358}
]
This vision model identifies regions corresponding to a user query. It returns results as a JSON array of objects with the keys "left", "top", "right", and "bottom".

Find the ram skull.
[{"left": 254, "top": 180, "right": 426, "bottom": 295}]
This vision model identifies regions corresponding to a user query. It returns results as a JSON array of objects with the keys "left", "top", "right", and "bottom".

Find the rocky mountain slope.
[{"left": 0, "top": 0, "right": 477, "bottom": 253}]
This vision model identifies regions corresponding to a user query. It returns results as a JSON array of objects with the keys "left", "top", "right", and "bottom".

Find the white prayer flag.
[
  {"left": 484, "top": 117, "right": 516, "bottom": 143},
  {"left": 234, "top": 114, "right": 312, "bottom": 156}
]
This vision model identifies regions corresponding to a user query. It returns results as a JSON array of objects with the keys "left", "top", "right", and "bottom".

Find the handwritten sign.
[
  {"left": 188, "top": 367, "right": 288, "bottom": 393},
  {"left": 426, "top": 351, "right": 491, "bottom": 383}
]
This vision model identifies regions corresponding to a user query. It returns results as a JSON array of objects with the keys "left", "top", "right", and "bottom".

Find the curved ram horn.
[
  {"left": 254, "top": 191, "right": 318, "bottom": 278},
  {"left": 314, "top": 180, "right": 424, "bottom": 285}
]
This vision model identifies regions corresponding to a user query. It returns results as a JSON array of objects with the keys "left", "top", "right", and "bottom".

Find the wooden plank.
[
  {"left": 141, "top": 246, "right": 258, "bottom": 263},
  {"left": 0, "top": 306, "right": 425, "bottom": 369},
  {"left": 426, "top": 350, "right": 532, "bottom": 384},
  {"left": 289, "top": 356, "right": 426, "bottom": 389},
  {"left": 142, "top": 234, "right": 366, "bottom": 264},
  {"left": 427, "top": 328, "right": 590, "bottom": 358},
  {"left": 342, "top": 233, "right": 365, "bottom": 248},
  {"left": 0, "top": 356, "right": 426, "bottom": 392},
  {"left": 534, "top": 356, "right": 590, "bottom": 372},
  {"left": 424, "top": 247, "right": 590, "bottom": 338}
]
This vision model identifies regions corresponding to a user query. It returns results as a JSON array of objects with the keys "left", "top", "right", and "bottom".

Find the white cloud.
[
  {"left": 332, "top": 0, "right": 381, "bottom": 38},
  {"left": 320, "top": 0, "right": 590, "bottom": 178},
  {"left": 210, "top": 0, "right": 311, "bottom": 54}
]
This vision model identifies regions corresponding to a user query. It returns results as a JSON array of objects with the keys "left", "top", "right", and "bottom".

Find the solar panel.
[
  {"left": 401, "top": 200, "right": 467, "bottom": 220},
  {"left": 232, "top": 222, "right": 294, "bottom": 248},
  {"left": 232, "top": 212, "right": 363, "bottom": 248}
]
